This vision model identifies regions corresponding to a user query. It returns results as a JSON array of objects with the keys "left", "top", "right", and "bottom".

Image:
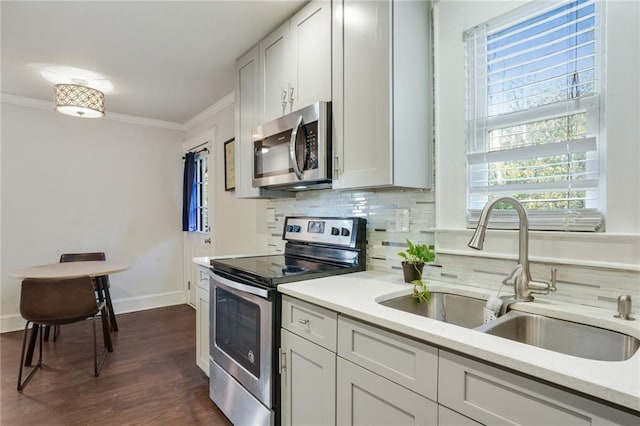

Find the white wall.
[
  {"left": 434, "top": 0, "right": 640, "bottom": 270},
  {"left": 185, "top": 96, "right": 268, "bottom": 256},
  {"left": 1, "top": 103, "right": 185, "bottom": 332}
]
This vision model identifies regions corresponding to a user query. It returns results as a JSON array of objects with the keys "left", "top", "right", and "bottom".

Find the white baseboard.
[
  {"left": 0, "top": 290, "right": 188, "bottom": 334},
  {"left": 0, "top": 314, "right": 26, "bottom": 334}
]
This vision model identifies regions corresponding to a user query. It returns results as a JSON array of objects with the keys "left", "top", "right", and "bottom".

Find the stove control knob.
[
  {"left": 292, "top": 225, "right": 301, "bottom": 232},
  {"left": 286, "top": 225, "right": 293, "bottom": 232},
  {"left": 341, "top": 227, "right": 350, "bottom": 237},
  {"left": 331, "top": 227, "right": 340, "bottom": 236}
]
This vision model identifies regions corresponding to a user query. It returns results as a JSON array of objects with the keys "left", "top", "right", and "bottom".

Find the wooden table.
[
  {"left": 10, "top": 260, "right": 129, "bottom": 280},
  {"left": 10, "top": 260, "right": 129, "bottom": 365}
]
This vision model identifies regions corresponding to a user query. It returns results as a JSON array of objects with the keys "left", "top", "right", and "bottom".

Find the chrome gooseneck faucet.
[{"left": 468, "top": 196, "right": 557, "bottom": 302}]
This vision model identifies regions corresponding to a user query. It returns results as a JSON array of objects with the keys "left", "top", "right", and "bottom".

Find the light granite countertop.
[{"left": 278, "top": 271, "right": 640, "bottom": 412}]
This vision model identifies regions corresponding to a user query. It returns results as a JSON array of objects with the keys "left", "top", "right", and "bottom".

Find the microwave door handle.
[{"left": 289, "top": 115, "right": 304, "bottom": 180}]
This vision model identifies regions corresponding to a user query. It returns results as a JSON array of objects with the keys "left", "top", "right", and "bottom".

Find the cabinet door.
[
  {"left": 289, "top": 0, "right": 332, "bottom": 112},
  {"left": 337, "top": 316, "right": 437, "bottom": 400},
  {"left": 235, "top": 46, "right": 262, "bottom": 198},
  {"left": 281, "top": 329, "right": 336, "bottom": 426},
  {"left": 336, "top": 357, "right": 437, "bottom": 425},
  {"left": 195, "top": 284, "right": 210, "bottom": 376},
  {"left": 260, "top": 21, "right": 290, "bottom": 122},
  {"left": 332, "top": 0, "right": 392, "bottom": 189}
]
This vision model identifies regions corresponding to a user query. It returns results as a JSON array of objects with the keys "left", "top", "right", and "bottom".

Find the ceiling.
[{"left": 1, "top": 1, "right": 307, "bottom": 124}]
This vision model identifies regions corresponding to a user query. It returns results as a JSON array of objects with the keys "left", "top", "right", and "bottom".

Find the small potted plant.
[{"left": 398, "top": 240, "right": 435, "bottom": 304}]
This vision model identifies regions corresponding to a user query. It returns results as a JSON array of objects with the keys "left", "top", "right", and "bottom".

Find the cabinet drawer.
[
  {"left": 336, "top": 357, "right": 437, "bottom": 425},
  {"left": 337, "top": 316, "right": 437, "bottom": 401},
  {"left": 197, "top": 266, "right": 210, "bottom": 290},
  {"left": 281, "top": 295, "right": 338, "bottom": 351},
  {"left": 439, "top": 350, "right": 640, "bottom": 426}
]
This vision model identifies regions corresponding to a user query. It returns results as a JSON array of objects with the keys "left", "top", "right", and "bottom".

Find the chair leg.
[
  {"left": 43, "top": 325, "right": 51, "bottom": 341},
  {"left": 24, "top": 324, "right": 39, "bottom": 366},
  {"left": 18, "top": 322, "right": 42, "bottom": 391},
  {"left": 53, "top": 325, "right": 61, "bottom": 341}
]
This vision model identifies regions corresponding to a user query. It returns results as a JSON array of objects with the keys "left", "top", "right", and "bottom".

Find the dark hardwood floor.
[{"left": 0, "top": 305, "right": 231, "bottom": 425}]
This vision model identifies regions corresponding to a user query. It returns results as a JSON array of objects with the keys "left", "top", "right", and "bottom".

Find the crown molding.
[
  {"left": 183, "top": 91, "right": 235, "bottom": 131},
  {"left": 1, "top": 93, "right": 184, "bottom": 131},
  {"left": 2, "top": 91, "right": 236, "bottom": 132}
]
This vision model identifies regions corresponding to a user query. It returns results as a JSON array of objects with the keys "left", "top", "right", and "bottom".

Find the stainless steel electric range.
[{"left": 208, "top": 216, "right": 367, "bottom": 426}]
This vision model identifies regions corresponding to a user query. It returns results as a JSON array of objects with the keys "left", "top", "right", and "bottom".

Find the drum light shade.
[{"left": 53, "top": 84, "right": 105, "bottom": 118}]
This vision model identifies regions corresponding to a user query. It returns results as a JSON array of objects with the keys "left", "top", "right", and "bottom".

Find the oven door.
[{"left": 210, "top": 272, "right": 274, "bottom": 407}]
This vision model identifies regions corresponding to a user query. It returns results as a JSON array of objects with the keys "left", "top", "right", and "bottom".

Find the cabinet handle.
[
  {"left": 204, "top": 238, "right": 211, "bottom": 244},
  {"left": 288, "top": 83, "right": 295, "bottom": 111},
  {"left": 334, "top": 154, "right": 341, "bottom": 178},
  {"left": 281, "top": 88, "right": 288, "bottom": 115},
  {"left": 279, "top": 347, "right": 287, "bottom": 374},
  {"left": 297, "top": 318, "right": 309, "bottom": 325}
]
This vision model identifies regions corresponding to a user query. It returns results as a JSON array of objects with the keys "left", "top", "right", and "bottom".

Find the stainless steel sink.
[
  {"left": 477, "top": 311, "right": 640, "bottom": 361},
  {"left": 379, "top": 292, "right": 486, "bottom": 329}
]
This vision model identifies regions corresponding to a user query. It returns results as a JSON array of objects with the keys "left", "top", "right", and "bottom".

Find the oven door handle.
[
  {"left": 212, "top": 272, "right": 270, "bottom": 299},
  {"left": 289, "top": 115, "right": 304, "bottom": 180}
]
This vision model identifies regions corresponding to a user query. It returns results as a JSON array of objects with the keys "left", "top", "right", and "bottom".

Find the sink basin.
[
  {"left": 379, "top": 292, "right": 486, "bottom": 329},
  {"left": 478, "top": 311, "right": 640, "bottom": 361}
]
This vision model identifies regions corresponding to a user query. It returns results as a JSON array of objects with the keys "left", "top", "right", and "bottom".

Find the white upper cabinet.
[
  {"left": 259, "top": 22, "right": 290, "bottom": 122},
  {"left": 288, "top": 1, "right": 332, "bottom": 112},
  {"left": 259, "top": 0, "right": 332, "bottom": 122},
  {"left": 235, "top": 46, "right": 290, "bottom": 199},
  {"left": 235, "top": 46, "right": 261, "bottom": 198},
  {"left": 332, "top": 0, "right": 433, "bottom": 190}
]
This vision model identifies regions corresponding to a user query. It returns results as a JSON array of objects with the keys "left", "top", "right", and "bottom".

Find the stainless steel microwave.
[{"left": 252, "top": 101, "right": 331, "bottom": 190}]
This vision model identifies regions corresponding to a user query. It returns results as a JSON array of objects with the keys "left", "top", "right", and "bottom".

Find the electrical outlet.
[
  {"left": 395, "top": 209, "right": 410, "bottom": 232},
  {"left": 267, "top": 208, "right": 276, "bottom": 224}
]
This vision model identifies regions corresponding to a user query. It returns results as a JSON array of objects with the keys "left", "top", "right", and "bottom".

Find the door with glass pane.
[{"left": 183, "top": 130, "right": 214, "bottom": 306}]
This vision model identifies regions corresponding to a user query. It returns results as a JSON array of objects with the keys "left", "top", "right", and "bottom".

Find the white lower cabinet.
[
  {"left": 280, "top": 297, "right": 639, "bottom": 426},
  {"left": 439, "top": 350, "right": 639, "bottom": 426},
  {"left": 195, "top": 277, "right": 209, "bottom": 376},
  {"left": 337, "top": 357, "right": 438, "bottom": 425},
  {"left": 280, "top": 329, "right": 336, "bottom": 426}
]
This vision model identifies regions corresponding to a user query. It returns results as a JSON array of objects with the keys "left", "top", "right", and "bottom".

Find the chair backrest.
[
  {"left": 20, "top": 276, "right": 99, "bottom": 325},
  {"left": 60, "top": 252, "right": 106, "bottom": 263}
]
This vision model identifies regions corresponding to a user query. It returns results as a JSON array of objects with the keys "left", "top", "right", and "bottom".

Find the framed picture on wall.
[{"left": 224, "top": 138, "right": 235, "bottom": 191}]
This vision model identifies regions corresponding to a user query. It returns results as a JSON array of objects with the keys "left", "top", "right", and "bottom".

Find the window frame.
[
  {"left": 464, "top": 0, "right": 605, "bottom": 232},
  {"left": 192, "top": 152, "right": 209, "bottom": 234}
]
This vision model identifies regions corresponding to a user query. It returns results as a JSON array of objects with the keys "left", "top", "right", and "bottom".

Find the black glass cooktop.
[{"left": 210, "top": 254, "right": 358, "bottom": 287}]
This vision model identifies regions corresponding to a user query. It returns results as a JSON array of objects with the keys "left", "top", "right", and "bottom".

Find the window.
[
  {"left": 464, "top": 0, "right": 604, "bottom": 231},
  {"left": 193, "top": 154, "right": 209, "bottom": 233}
]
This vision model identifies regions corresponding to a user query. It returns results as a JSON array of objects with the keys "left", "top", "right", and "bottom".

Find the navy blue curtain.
[{"left": 182, "top": 152, "right": 197, "bottom": 231}]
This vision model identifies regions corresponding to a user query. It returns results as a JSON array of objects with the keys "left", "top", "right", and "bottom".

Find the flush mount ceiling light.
[
  {"left": 29, "top": 63, "right": 113, "bottom": 118},
  {"left": 54, "top": 82, "right": 105, "bottom": 118}
]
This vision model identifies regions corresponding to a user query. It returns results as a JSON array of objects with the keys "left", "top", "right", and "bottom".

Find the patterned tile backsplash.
[
  {"left": 267, "top": 188, "right": 640, "bottom": 313},
  {"left": 267, "top": 188, "right": 436, "bottom": 273}
]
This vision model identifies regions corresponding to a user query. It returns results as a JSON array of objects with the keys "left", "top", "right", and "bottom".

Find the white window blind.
[{"left": 465, "top": 0, "right": 604, "bottom": 231}]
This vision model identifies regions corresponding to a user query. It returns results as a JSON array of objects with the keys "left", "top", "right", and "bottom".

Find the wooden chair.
[{"left": 17, "top": 276, "right": 112, "bottom": 391}]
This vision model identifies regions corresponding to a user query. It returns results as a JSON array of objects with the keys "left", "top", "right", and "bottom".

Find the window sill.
[{"left": 435, "top": 228, "right": 640, "bottom": 272}]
